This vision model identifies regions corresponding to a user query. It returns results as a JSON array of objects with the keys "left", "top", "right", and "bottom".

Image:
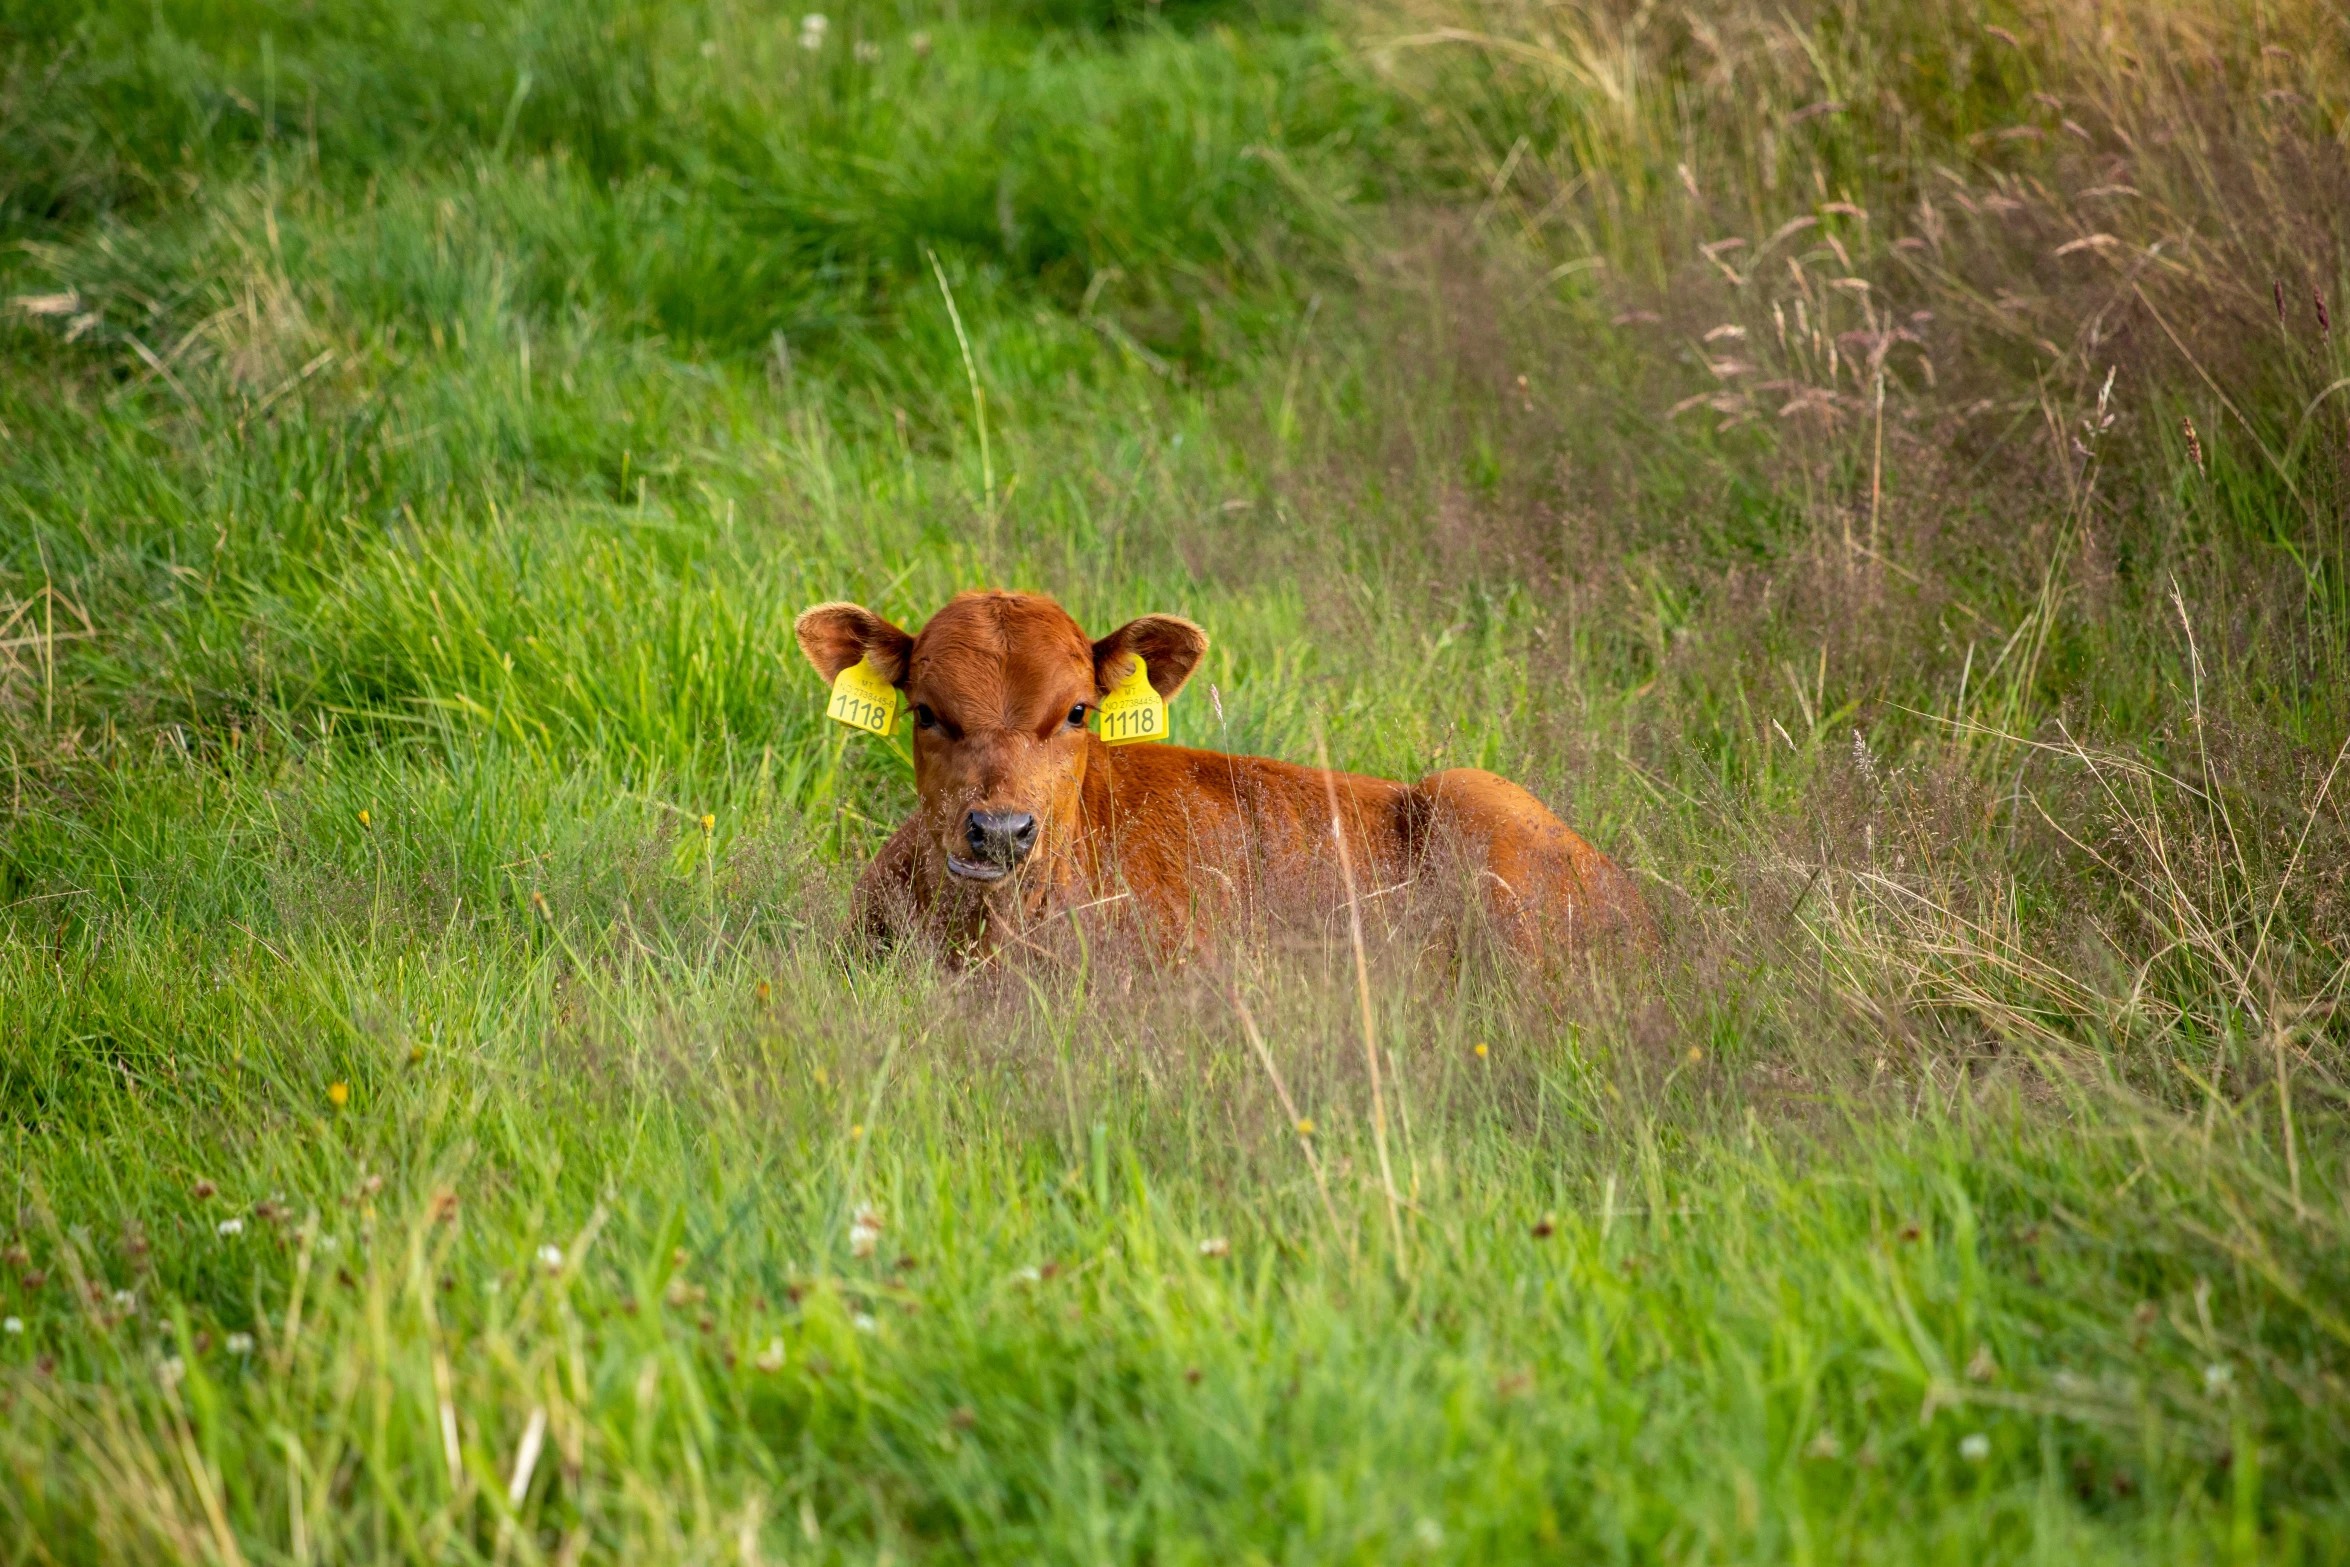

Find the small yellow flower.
[
  {"left": 327, "top": 1081, "right": 350, "bottom": 1108},
  {"left": 1294, "top": 1117, "right": 1314, "bottom": 1136},
  {"left": 850, "top": 1123, "right": 864, "bottom": 1140},
  {"left": 408, "top": 1045, "right": 425, "bottom": 1065},
  {"left": 1687, "top": 1046, "right": 1704, "bottom": 1064},
  {"left": 358, "top": 809, "right": 371, "bottom": 827},
  {"left": 1474, "top": 1042, "right": 1489, "bottom": 1059},
  {"left": 756, "top": 980, "right": 771, "bottom": 1002},
  {"left": 699, "top": 813, "right": 715, "bottom": 834}
]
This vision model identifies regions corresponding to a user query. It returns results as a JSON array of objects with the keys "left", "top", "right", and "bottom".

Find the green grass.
[{"left": 4, "top": 0, "right": 2349, "bottom": 1560}]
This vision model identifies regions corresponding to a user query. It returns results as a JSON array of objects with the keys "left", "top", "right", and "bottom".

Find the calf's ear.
[
  {"left": 795, "top": 602, "right": 915, "bottom": 686},
  {"left": 1093, "top": 614, "right": 1209, "bottom": 701}
]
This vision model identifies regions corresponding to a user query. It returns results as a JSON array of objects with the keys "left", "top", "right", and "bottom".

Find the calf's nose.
[{"left": 964, "top": 809, "right": 1039, "bottom": 866}]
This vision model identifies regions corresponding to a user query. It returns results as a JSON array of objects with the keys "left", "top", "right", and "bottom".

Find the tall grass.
[{"left": 4, "top": 0, "right": 2348, "bottom": 1559}]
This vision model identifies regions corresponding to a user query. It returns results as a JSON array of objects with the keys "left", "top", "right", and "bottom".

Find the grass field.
[{"left": 4, "top": 0, "right": 2349, "bottom": 1559}]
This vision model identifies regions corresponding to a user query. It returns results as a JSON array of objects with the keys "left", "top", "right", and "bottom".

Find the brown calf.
[{"left": 796, "top": 590, "right": 1653, "bottom": 963}]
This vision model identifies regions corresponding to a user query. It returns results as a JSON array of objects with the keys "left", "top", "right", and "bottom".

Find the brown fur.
[{"left": 796, "top": 590, "right": 1653, "bottom": 964}]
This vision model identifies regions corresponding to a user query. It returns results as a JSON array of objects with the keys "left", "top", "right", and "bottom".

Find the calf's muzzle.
[{"left": 953, "top": 808, "right": 1039, "bottom": 882}]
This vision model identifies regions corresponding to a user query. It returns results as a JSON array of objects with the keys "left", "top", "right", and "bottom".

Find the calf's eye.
[
  {"left": 1066, "top": 704, "right": 1088, "bottom": 728},
  {"left": 913, "top": 705, "right": 937, "bottom": 730}
]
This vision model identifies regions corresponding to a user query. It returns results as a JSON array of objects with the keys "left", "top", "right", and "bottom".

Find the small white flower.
[
  {"left": 316, "top": 1234, "right": 339, "bottom": 1253},
  {"left": 853, "top": 39, "right": 880, "bottom": 63},
  {"left": 1013, "top": 1265, "right": 1041, "bottom": 1284},
  {"left": 2, "top": 1316, "right": 21, "bottom": 1335},
  {"left": 1197, "top": 1236, "right": 1230, "bottom": 1258},
  {"left": 158, "top": 1356, "right": 186, "bottom": 1388},
  {"left": 753, "top": 1338, "right": 786, "bottom": 1372},
  {"left": 113, "top": 1290, "right": 138, "bottom": 1314},
  {"left": 848, "top": 1206, "right": 883, "bottom": 1260},
  {"left": 1958, "top": 1433, "right": 1991, "bottom": 1463},
  {"left": 2204, "top": 1361, "right": 2233, "bottom": 1394},
  {"left": 852, "top": 1312, "right": 877, "bottom": 1333},
  {"left": 798, "top": 13, "right": 828, "bottom": 49},
  {"left": 699, "top": 38, "right": 717, "bottom": 57},
  {"left": 225, "top": 1332, "right": 255, "bottom": 1355},
  {"left": 216, "top": 1218, "right": 244, "bottom": 1237},
  {"left": 537, "top": 1244, "right": 564, "bottom": 1272}
]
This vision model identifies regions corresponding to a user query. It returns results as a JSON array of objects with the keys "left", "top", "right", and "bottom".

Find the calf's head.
[{"left": 796, "top": 591, "right": 1207, "bottom": 889}]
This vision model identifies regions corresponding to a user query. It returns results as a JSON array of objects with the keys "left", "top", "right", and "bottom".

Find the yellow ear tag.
[
  {"left": 824, "top": 656, "right": 900, "bottom": 737},
  {"left": 1096, "top": 653, "right": 1167, "bottom": 746}
]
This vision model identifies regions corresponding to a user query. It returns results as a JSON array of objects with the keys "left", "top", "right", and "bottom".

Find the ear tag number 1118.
[
  {"left": 1096, "top": 654, "right": 1167, "bottom": 746},
  {"left": 825, "top": 657, "right": 901, "bottom": 737}
]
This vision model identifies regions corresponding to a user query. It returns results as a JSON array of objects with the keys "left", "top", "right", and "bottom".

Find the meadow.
[{"left": 3, "top": 0, "right": 2348, "bottom": 1559}]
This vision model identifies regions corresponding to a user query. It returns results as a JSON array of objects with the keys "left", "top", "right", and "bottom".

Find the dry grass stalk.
[
  {"left": 1229, "top": 986, "right": 1352, "bottom": 1257},
  {"left": 1315, "top": 728, "right": 1408, "bottom": 1269}
]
